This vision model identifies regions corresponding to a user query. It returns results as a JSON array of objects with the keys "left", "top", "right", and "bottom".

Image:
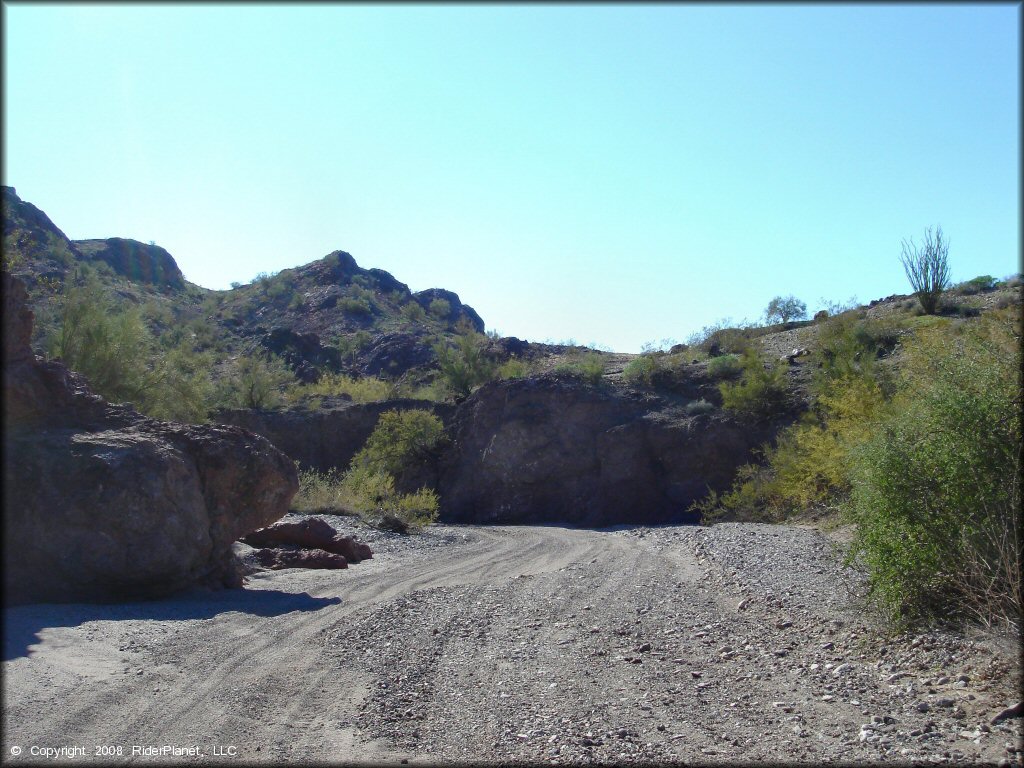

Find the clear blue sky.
[{"left": 3, "top": 3, "right": 1019, "bottom": 352}]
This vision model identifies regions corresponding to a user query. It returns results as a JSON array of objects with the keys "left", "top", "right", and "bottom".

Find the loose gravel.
[{"left": 4, "top": 522, "right": 1020, "bottom": 765}]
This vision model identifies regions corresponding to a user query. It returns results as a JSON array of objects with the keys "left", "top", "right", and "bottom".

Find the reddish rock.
[
  {"left": 242, "top": 517, "right": 372, "bottom": 563},
  {"left": 252, "top": 547, "right": 348, "bottom": 570}
]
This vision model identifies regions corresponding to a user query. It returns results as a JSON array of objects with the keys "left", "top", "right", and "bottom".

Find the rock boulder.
[
  {"left": 242, "top": 517, "right": 372, "bottom": 563},
  {"left": 252, "top": 547, "right": 349, "bottom": 570},
  {"left": 2, "top": 273, "right": 298, "bottom": 604}
]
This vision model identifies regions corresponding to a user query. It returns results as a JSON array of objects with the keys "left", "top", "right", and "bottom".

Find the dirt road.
[{"left": 3, "top": 523, "right": 1020, "bottom": 764}]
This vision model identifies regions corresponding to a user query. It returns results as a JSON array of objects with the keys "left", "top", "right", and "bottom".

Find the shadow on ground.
[{"left": 2, "top": 587, "right": 342, "bottom": 661}]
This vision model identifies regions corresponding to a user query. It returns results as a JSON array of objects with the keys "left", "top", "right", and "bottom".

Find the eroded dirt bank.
[{"left": 3, "top": 523, "right": 1021, "bottom": 765}]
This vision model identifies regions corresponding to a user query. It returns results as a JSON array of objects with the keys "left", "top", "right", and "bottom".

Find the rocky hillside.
[
  {"left": 5, "top": 185, "right": 1020, "bottom": 531},
  {"left": 2, "top": 186, "right": 488, "bottom": 384}
]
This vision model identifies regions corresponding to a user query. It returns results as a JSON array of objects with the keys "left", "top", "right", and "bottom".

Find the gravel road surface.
[{"left": 3, "top": 522, "right": 1020, "bottom": 765}]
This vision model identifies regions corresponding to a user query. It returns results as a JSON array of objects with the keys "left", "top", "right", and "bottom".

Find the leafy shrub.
[
  {"left": 554, "top": 351, "right": 605, "bottom": 385},
  {"left": 292, "top": 465, "right": 439, "bottom": 531},
  {"left": 291, "top": 467, "right": 357, "bottom": 514},
  {"left": 690, "top": 462, "right": 783, "bottom": 524},
  {"left": 338, "top": 297, "right": 373, "bottom": 316},
  {"left": 706, "top": 353, "right": 742, "bottom": 380},
  {"left": 622, "top": 354, "right": 661, "bottom": 386},
  {"left": 337, "top": 410, "right": 446, "bottom": 532},
  {"left": 44, "top": 272, "right": 215, "bottom": 422},
  {"left": 48, "top": 273, "right": 159, "bottom": 406},
  {"left": 145, "top": 341, "right": 216, "bottom": 423},
  {"left": 684, "top": 399, "right": 715, "bottom": 415},
  {"left": 287, "top": 373, "right": 394, "bottom": 404},
  {"left": 433, "top": 329, "right": 495, "bottom": 397},
  {"left": 846, "top": 308, "right": 1021, "bottom": 628},
  {"left": 497, "top": 357, "right": 531, "bottom": 380},
  {"left": 953, "top": 275, "right": 996, "bottom": 295},
  {"left": 217, "top": 352, "right": 294, "bottom": 410},
  {"left": 351, "top": 409, "right": 447, "bottom": 479},
  {"left": 336, "top": 331, "right": 373, "bottom": 364},
  {"left": 692, "top": 375, "right": 886, "bottom": 523},
  {"left": 428, "top": 298, "right": 451, "bottom": 319},
  {"left": 811, "top": 312, "right": 895, "bottom": 397},
  {"left": 340, "top": 466, "right": 439, "bottom": 532},
  {"left": 718, "top": 349, "right": 788, "bottom": 419},
  {"left": 401, "top": 301, "right": 427, "bottom": 322}
]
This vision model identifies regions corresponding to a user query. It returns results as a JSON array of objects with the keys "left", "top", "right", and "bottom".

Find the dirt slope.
[{"left": 3, "top": 524, "right": 1020, "bottom": 765}]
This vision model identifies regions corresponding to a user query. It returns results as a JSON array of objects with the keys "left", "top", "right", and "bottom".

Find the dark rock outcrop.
[
  {"left": 74, "top": 238, "right": 185, "bottom": 289},
  {"left": 413, "top": 288, "right": 485, "bottom": 333},
  {"left": 260, "top": 326, "right": 342, "bottom": 383},
  {"left": 242, "top": 517, "right": 372, "bottom": 563},
  {"left": 358, "top": 331, "right": 439, "bottom": 378},
  {"left": 437, "top": 377, "right": 779, "bottom": 527},
  {"left": 2, "top": 273, "right": 298, "bottom": 604},
  {"left": 1, "top": 186, "right": 83, "bottom": 268},
  {"left": 252, "top": 547, "right": 349, "bottom": 570},
  {"left": 216, "top": 400, "right": 455, "bottom": 479}
]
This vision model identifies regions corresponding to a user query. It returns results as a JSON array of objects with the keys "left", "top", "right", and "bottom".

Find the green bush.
[
  {"left": 428, "top": 298, "right": 451, "bottom": 319},
  {"left": 339, "top": 466, "right": 439, "bottom": 532},
  {"left": 691, "top": 375, "right": 886, "bottom": 523},
  {"left": 554, "top": 351, "right": 605, "bottom": 385},
  {"left": 846, "top": 308, "right": 1021, "bottom": 628},
  {"left": 401, "top": 301, "right": 427, "bottom": 322},
  {"left": 336, "top": 331, "right": 373, "bottom": 364},
  {"left": 810, "top": 312, "right": 898, "bottom": 398},
  {"left": 953, "top": 275, "right": 996, "bottom": 295},
  {"left": 44, "top": 272, "right": 215, "bottom": 422},
  {"left": 685, "top": 399, "right": 715, "bottom": 415},
  {"left": 351, "top": 409, "right": 447, "bottom": 478},
  {"left": 718, "top": 349, "right": 788, "bottom": 419},
  {"left": 338, "top": 297, "right": 373, "bottom": 316},
  {"left": 292, "top": 465, "right": 439, "bottom": 531},
  {"left": 341, "top": 409, "right": 446, "bottom": 532},
  {"left": 622, "top": 354, "right": 661, "bottom": 386},
  {"left": 291, "top": 467, "right": 357, "bottom": 515},
  {"left": 433, "top": 329, "right": 495, "bottom": 397},
  {"left": 706, "top": 353, "right": 742, "bottom": 379},
  {"left": 217, "top": 352, "right": 294, "bottom": 410},
  {"left": 497, "top": 357, "right": 531, "bottom": 380},
  {"left": 48, "top": 274, "right": 160, "bottom": 406},
  {"left": 287, "top": 373, "right": 395, "bottom": 404}
]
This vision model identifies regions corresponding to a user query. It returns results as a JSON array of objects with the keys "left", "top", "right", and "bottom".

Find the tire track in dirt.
[{"left": 2, "top": 526, "right": 610, "bottom": 762}]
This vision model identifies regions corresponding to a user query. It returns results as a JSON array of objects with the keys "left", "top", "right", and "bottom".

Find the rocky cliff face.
[
  {"left": 218, "top": 373, "right": 779, "bottom": 528},
  {"left": 216, "top": 399, "right": 455, "bottom": 491},
  {"left": 436, "top": 377, "right": 776, "bottom": 526},
  {"left": 2, "top": 273, "right": 298, "bottom": 604}
]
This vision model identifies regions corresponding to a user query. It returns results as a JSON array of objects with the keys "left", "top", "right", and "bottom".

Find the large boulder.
[
  {"left": 74, "top": 238, "right": 186, "bottom": 289},
  {"left": 436, "top": 377, "right": 779, "bottom": 526},
  {"left": 2, "top": 273, "right": 298, "bottom": 604},
  {"left": 242, "top": 517, "right": 372, "bottom": 563},
  {"left": 358, "top": 331, "right": 439, "bottom": 378},
  {"left": 252, "top": 547, "right": 349, "bottom": 570}
]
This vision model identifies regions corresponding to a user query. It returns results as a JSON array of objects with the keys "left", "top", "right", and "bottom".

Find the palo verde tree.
[
  {"left": 764, "top": 295, "right": 807, "bottom": 325},
  {"left": 900, "top": 225, "right": 951, "bottom": 315}
]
